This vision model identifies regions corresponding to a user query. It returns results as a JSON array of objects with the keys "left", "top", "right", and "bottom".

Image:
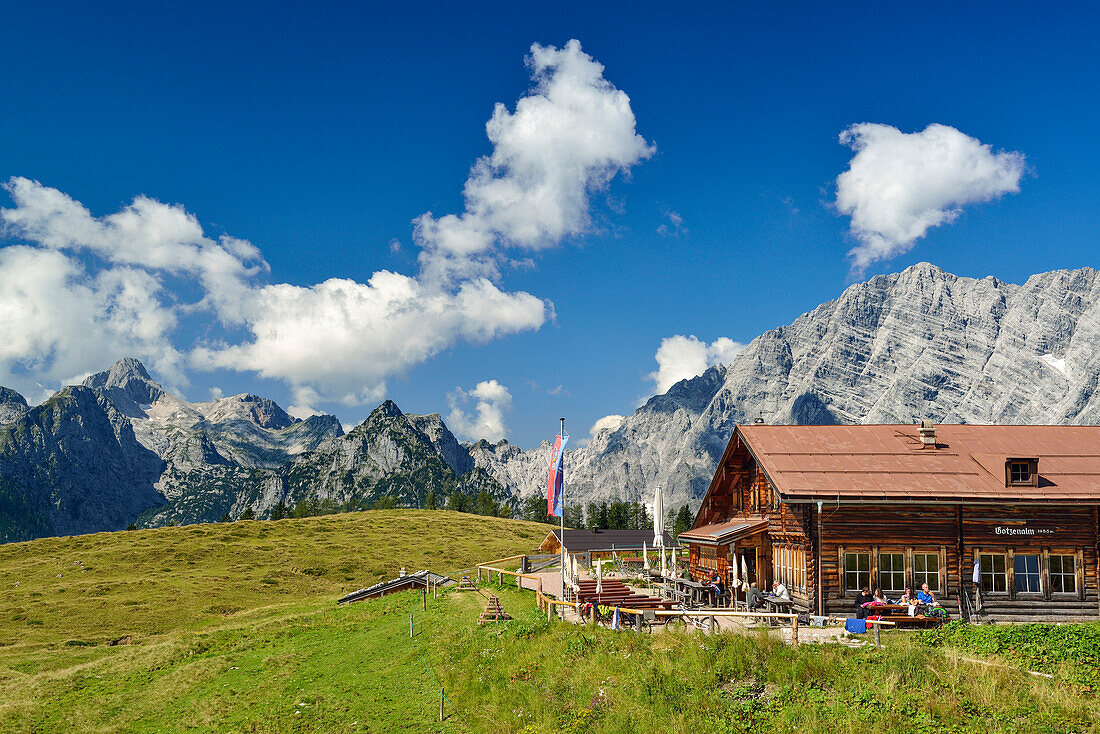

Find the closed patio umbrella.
[
  {"left": 741, "top": 556, "right": 750, "bottom": 592},
  {"left": 642, "top": 541, "right": 650, "bottom": 571},
  {"left": 653, "top": 484, "right": 666, "bottom": 577}
]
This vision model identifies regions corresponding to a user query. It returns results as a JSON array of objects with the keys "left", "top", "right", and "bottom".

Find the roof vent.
[{"left": 918, "top": 420, "right": 936, "bottom": 448}]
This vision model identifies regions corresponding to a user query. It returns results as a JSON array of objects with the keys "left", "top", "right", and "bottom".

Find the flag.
[{"left": 546, "top": 434, "right": 568, "bottom": 517}]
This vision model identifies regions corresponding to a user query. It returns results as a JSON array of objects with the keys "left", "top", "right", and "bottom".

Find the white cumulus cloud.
[
  {"left": 648, "top": 335, "right": 744, "bottom": 394},
  {"left": 0, "top": 40, "right": 651, "bottom": 410},
  {"left": 590, "top": 414, "right": 624, "bottom": 436},
  {"left": 835, "top": 123, "right": 1025, "bottom": 275},
  {"left": 414, "top": 39, "right": 654, "bottom": 281},
  {"left": 447, "top": 379, "right": 514, "bottom": 442}
]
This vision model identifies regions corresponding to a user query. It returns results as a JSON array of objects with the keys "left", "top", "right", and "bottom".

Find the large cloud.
[
  {"left": 648, "top": 335, "right": 744, "bottom": 394},
  {"left": 447, "top": 379, "right": 514, "bottom": 442},
  {"left": 0, "top": 40, "right": 650, "bottom": 409},
  {"left": 836, "top": 123, "right": 1025, "bottom": 274},
  {"left": 414, "top": 39, "right": 654, "bottom": 281}
]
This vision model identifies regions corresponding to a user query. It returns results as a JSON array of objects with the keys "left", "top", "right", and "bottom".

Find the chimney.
[{"left": 918, "top": 420, "right": 936, "bottom": 448}]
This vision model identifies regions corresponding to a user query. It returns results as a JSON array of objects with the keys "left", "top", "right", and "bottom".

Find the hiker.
[
  {"left": 771, "top": 579, "right": 790, "bottom": 600},
  {"left": 706, "top": 573, "right": 724, "bottom": 604},
  {"left": 872, "top": 588, "right": 888, "bottom": 605},
  {"left": 854, "top": 587, "right": 874, "bottom": 619},
  {"left": 745, "top": 581, "right": 764, "bottom": 609},
  {"left": 917, "top": 583, "right": 939, "bottom": 606}
]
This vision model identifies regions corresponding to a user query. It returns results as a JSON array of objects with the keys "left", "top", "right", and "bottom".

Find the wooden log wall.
[{"left": 816, "top": 502, "right": 1100, "bottom": 620}]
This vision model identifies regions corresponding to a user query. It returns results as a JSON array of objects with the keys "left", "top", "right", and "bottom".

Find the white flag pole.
[{"left": 559, "top": 417, "right": 566, "bottom": 596}]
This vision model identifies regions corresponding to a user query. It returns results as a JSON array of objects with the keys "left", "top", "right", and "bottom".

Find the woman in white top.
[{"left": 771, "top": 580, "right": 790, "bottom": 600}]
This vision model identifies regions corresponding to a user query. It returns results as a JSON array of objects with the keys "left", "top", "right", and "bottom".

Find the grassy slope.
[
  {"left": 1, "top": 512, "right": 1097, "bottom": 733},
  {"left": 0, "top": 510, "right": 548, "bottom": 732}
]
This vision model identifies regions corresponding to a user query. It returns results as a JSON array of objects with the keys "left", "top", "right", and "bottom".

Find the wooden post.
[
  {"left": 791, "top": 615, "right": 799, "bottom": 646},
  {"left": 873, "top": 621, "right": 881, "bottom": 649},
  {"left": 439, "top": 687, "right": 444, "bottom": 722},
  {"left": 547, "top": 601, "right": 553, "bottom": 622},
  {"left": 477, "top": 567, "right": 481, "bottom": 583},
  {"left": 422, "top": 588, "right": 426, "bottom": 611},
  {"left": 409, "top": 613, "right": 414, "bottom": 638}
]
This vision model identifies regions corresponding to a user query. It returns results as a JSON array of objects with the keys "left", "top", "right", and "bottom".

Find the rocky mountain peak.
[
  {"left": 0, "top": 387, "right": 29, "bottom": 425},
  {"left": 82, "top": 357, "right": 167, "bottom": 415},
  {"left": 407, "top": 412, "right": 473, "bottom": 476},
  {"left": 203, "top": 393, "right": 297, "bottom": 430},
  {"left": 375, "top": 399, "right": 404, "bottom": 419}
]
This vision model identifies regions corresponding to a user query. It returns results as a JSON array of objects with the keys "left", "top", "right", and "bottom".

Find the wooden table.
[
  {"left": 677, "top": 579, "right": 708, "bottom": 607},
  {"left": 763, "top": 595, "right": 793, "bottom": 624},
  {"left": 862, "top": 602, "right": 946, "bottom": 628}
]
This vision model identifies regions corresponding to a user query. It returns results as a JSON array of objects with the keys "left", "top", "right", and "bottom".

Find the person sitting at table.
[
  {"left": 707, "top": 573, "right": 725, "bottom": 602},
  {"left": 917, "top": 583, "right": 939, "bottom": 606},
  {"left": 854, "top": 587, "right": 874, "bottom": 619},
  {"left": 745, "top": 581, "right": 764, "bottom": 609},
  {"left": 872, "top": 588, "right": 887, "bottom": 605},
  {"left": 895, "top": 587, "right": 919, "bottom": 616},
  {"left": 771, "top": 579, "right": 790, "bottom": 600}
]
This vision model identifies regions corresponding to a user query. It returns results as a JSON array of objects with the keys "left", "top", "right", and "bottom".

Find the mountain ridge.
[{"left": 1, "top": 262, "right": 1099, "bottom": 540}]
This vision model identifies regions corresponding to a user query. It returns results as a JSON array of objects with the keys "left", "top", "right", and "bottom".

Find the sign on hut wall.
[{"left": 993, "top": 525, "right": 1055, "bottom": 536}]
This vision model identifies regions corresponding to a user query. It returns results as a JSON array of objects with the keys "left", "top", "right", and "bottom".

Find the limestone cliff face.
[
  {"left": 472, "top": 264, "right": 1100, "bottom": 509},
  {"left": 0, "top": 386, "right": 164, "bottom": 541},
  {"left": 0, "top": 388, "right": 28, "bottom": 426}
]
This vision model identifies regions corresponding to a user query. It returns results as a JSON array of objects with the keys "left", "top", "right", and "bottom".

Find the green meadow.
[{"left": 0, "top": 510, "right": 1097, "bottom": 733}]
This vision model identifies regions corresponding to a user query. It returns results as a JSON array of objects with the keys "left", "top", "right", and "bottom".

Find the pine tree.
[
  {"left": 239, "top": 508, "right": 255, "bottom": 521},
  {"left": 674, "top": 504, "right": 693, "bottom": 538}
]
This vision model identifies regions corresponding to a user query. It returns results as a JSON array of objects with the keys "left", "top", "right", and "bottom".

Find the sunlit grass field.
[{"left": 0, "top": 511, "right": 1097, "bottom": 733}]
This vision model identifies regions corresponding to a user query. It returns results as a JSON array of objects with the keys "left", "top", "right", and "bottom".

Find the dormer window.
[{"left": 1006, "top": 458, "right": 1039, "bottom": 487}]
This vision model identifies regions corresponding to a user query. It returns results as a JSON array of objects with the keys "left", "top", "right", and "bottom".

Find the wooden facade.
[{"left": 682, "top": 424, "right": 1100, "bottom": 621}]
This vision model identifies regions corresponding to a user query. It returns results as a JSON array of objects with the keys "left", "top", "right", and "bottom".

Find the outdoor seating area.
[
  {"left": 568, "top": 578, "right": 677, "bottom": 610},
  {"left": 860, "top": 603, "right": 947, "bottom": 628}
]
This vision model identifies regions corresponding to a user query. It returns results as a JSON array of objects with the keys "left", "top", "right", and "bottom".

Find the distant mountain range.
[
  {"left": 0, "top": 359, "right": 506, "bottom": 542},
  {"left": 1, "top": 262, "right": 1098, "bottom": 541}
]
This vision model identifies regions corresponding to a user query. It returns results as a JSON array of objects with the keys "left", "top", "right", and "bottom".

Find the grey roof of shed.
[
  {"left": 550, "top": 528, "right": 679, "bottom": 552},
  {"left": 337, "top": 570, "right": 455, "bottom": 605}
]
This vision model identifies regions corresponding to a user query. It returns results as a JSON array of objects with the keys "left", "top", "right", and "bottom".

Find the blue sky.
[{"left": 0, "top": 2, "right": 1097, "bottom": 447}]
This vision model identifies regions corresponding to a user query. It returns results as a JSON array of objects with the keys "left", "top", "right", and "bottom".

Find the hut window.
[
  {"left": 1009, "top": 462, "right": 1030, "bottom": 484},
  {"left": 843, "top": 552, "right": 870, "bottom": 592},
  {"left": 878, "top": 553, "right": 905, "bottom": 592},
  {"left": 1014, "top": 554, "right": 1041, "bottom": 593},
  {"left": 913, "top": 553, "right": 940, "bottom": 592},
  {"left": 1050, "top": 555, "right": 1077, "bottom": 594},
  {"left": 979, "top": 553, "right": 1007, "bottom": 593}
]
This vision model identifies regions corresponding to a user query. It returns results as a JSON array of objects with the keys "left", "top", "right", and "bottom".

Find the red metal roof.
[
  {"left": 736, "top": 424, "right": 1100, "bottom": 502},
  {"left": 678, "top": 517, "right": 768, "bottom": 544}
]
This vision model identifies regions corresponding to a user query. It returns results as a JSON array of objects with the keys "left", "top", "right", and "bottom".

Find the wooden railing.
[{"left": 471, "top": 555, "right": 896, "bottom": 646}]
